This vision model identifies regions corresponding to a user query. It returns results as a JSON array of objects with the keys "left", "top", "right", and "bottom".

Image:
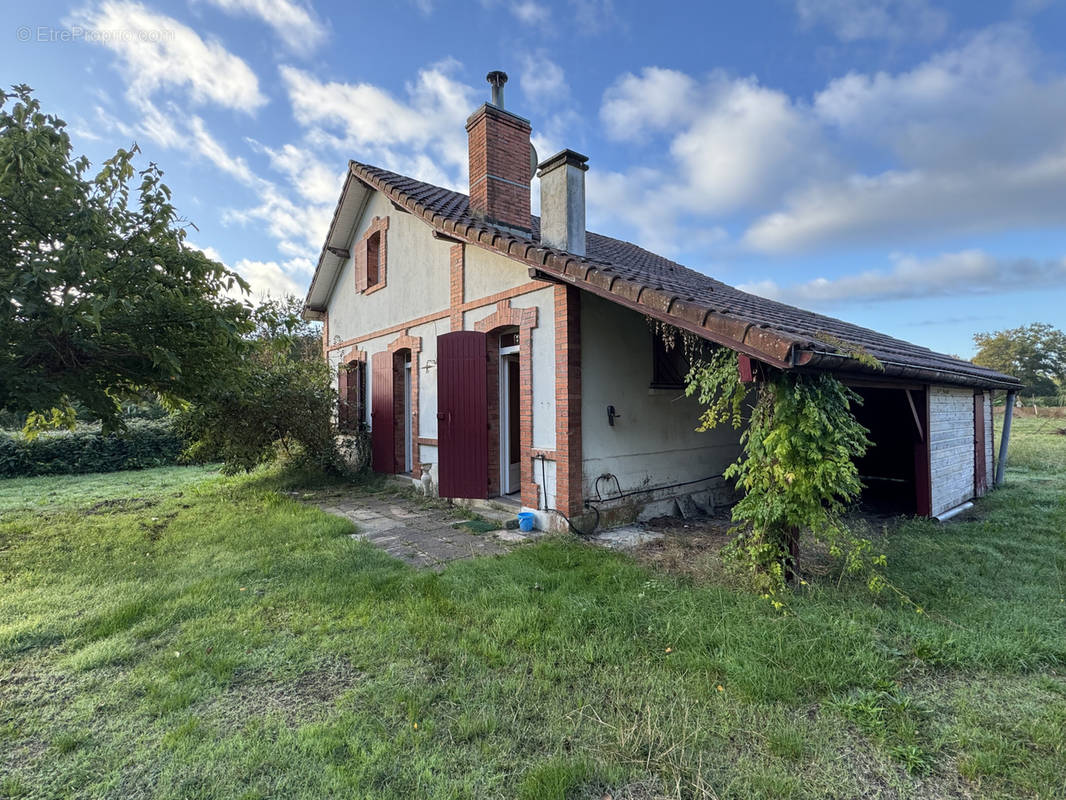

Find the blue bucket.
[{"left": 517, "top": 512, "right": 535, "bottom": 532}]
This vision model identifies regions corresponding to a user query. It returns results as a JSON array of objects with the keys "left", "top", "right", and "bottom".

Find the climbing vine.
[{"left": 684, "top": 342, "right": 886, "bottom": 594}]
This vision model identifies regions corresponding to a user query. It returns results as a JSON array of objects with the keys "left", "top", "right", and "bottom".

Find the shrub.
[{"left": 0, "top": 419, "right": 184, "bottom": 478}]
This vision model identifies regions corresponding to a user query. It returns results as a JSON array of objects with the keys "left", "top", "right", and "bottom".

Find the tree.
[
  {"left": 973, "top": 323, "right": 1066, "bottom": 396},
  {"left": 0, "top": 86, "right": 251, "bottom": 431},
  {"left": 686, "top": 346, "right": 876, "bottom": 592},
  {"left": 176, "top": 297, "right": 341, "bottom": 475}
]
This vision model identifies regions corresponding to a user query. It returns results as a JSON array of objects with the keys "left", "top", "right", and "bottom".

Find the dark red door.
[
  {"left": 974, "top": 391, "right": 987, "bottom": 497},
  {"left": 371, "top": 351, "right": 395, "bottom": 473},
  {"left": 437, "top": 331, "right": 488, "bottom": 498}
]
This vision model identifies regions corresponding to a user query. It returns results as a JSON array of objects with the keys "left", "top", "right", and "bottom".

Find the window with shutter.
[
  {"left": 338, "top": 361, "right": 365, "bottom": 432},
  {"left": 354, "top": 216, "right": 388, "bottom": 295}
]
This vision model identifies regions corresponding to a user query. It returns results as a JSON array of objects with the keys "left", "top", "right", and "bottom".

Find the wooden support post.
[{"left": 995, "top": 390, "right": 1015, "bottom": 487}]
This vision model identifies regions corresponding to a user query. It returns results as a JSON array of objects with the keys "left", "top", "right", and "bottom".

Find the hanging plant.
[{"left": 683, "top": 341, "right": 885, "bottom": 594}]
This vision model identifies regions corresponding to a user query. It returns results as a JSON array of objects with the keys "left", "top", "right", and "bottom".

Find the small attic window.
[
  {"left": 355, "top": 216, "right": 389, "bottom": 294},
  {"left": 650, "top": 334, "right": 690, "bottom": 390},
  {"left": 365, "top": 231, "right": 382, "bottom": 288}
]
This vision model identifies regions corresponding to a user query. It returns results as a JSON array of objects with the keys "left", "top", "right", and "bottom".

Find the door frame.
[
  {"left": 499, "top": 344, "right": 520, "bottom": 495},
  {"left": 403, "top": 357, "right": 413, "bottom": 474}
]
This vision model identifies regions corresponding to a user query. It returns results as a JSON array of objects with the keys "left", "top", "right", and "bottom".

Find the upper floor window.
[{"left": 355, "top": 216, "right": 389, "bottom": 294}]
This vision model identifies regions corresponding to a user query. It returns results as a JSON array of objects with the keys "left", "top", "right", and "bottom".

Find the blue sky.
[{"left": 4, "top": 0, "right": 1066, "bottom": 357}]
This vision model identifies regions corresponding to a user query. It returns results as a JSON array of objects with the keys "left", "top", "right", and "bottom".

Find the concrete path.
[{"left": 310, "top": 490, "right": 538, "bottom": 569}]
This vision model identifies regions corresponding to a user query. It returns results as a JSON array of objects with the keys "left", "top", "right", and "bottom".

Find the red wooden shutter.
[
  {"left": 437, "top": 331, "right": 488, "bottom": 499},
  {"left": 974, "top": 390, "right": 987, "bottom": 497},
  {"left": 371, "top": 351, "right": 395, "bottom": 473},
  {"left": 337, "top": 364, "right": 349, "bottom": 430},
  {"left": 354, "top": 238, "right": 368, "bottom": 293}
]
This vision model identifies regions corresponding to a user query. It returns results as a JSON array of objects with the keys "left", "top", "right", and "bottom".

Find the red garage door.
[{"left": 437, "top": 331, "right": 488, "bottom": 498}]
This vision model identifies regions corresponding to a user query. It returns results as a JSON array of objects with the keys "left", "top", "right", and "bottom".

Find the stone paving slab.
[{"left": 309, "top": 492, "right": 529, "bottom": 569}]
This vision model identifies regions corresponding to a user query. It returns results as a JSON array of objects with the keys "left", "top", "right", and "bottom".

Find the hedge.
[{"left": 0, "top": 419, "right": 185, "bottom": 478}]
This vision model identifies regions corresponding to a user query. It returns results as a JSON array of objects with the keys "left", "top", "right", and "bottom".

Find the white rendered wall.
[
  {"left": 579, "top": 294, "right": 742, "bottom": 504},
  {"left": 326, "top": 192, "right": 452, "bottom": 347},
  {"left": 929, "top": 385, "right": 976, "bottom": 515},
  {"left": 323, "top": 190, "right": 559, "bottom": 510},
  {"left": 464, "top": 243, "right": 529, "bottom": 298}
]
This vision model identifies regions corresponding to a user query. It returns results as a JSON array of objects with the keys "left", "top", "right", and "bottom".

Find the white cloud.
[
  {"left": 232, "top": 256, "right": 313, "bottom": 298},
  {"left": 477, "top": 0, "right": 549, "bottom": 23},
  {"left": 794, "top": 0, "right": 948, "bottom": 42},
  {"left": 73, "top": 1, "right": 265, "bottom": 113},
  {"left": 738, "top": 250, "right": 1066, "bottom": 306},
  {"left": 519, "top": 53, "right": 568, "bottom": 107},
  {"left": 192, "top": 242, "right": 313, "bottom": 299},
  {"left": 744, "top": 25, "right": 1066, "bottom": 252},
  {"left": 197, "top": 0, "right": 327, "bottom": 49},
  {"left": 511, "top": 0, "right": 549, "bottom": 23},
  {"left": 247, "top": 140, "right": 344, "bottom": 204},
  {"left": 600, "top": 67, "right": 698, "bottom": 142},
  {"left": 669, "top": 75, "right": 829, "bottom": 214},
  {"left": 595, "top": 68, "right": 832, "bottom": 245},
  {"left": 743, "top": 154, "right": 1066, "bottom": 252},
  {"left": 280, "top": 61, "right": 478, "bottom": 187}
]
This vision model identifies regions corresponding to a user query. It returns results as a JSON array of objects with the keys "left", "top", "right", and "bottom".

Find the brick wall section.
[
  {"left": 466, "top": 105, "right": 532, "bottom": 231},
  {"left": 321, "top": 311, "right": 329, "bottom": 358},
  {"left": 929, "top": 385, "right": 976, "bottom": 515},
  {"left": 475, "top": 300, "right": 537, "bottom": 506},
  {"left": 449, "top": 244, "right": 464, "bottom": 330},
  {"left": 386, "top": 333, "right": 421, "bottom": 475},
  {"left": 554, "top": 285, "right": 583, "bottom": 518}
]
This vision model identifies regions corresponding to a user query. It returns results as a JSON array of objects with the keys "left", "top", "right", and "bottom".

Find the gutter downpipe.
[{"left": 995, "top": 390, "right": 1016, "bottom": 487}]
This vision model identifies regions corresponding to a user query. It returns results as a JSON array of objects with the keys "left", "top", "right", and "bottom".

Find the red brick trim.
[
  {"left": 473, "top": 299, "right": 537, "bottom": 336},
  {"left": 416, "top": 437, "right": 438, "bottom": 447},
  {"left": 326, "top": 283, "right": 548, "bottom": 353},
  {"left": 385, "top": 333, "right": 421, "bottom": 475},
  {"left": 475, "top": 300, "right": 538, "bottom": 505},
  {"left": 554, "top": 285, "right": 583, "bottom": 517},
  {"left": 341, "top": 346, "right": 366, "bottom": 364},
  {"left": 321, "top": 311, "right": 330, "bottom": 359},
  {"left": 449, "top": 244, "right": 464, "bottom": 331}
]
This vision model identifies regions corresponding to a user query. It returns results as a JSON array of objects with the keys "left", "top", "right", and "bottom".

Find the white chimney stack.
[{"left": 537, "top": 149, "right": 588, "bottom": 256}]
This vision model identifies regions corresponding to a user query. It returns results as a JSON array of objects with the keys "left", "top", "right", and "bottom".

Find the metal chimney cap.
[{"left": 486, "top": 70, "right": 508, "bottom": 108}]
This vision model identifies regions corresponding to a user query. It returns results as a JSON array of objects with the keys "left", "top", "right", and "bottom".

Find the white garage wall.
[{"left": 929, "top": 385, "right": 976, "bottom": 516}]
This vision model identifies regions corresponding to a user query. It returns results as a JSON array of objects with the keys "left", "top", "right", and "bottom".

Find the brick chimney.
[{"left": 466, "top": 71, "right": 533, "bottom": 233}]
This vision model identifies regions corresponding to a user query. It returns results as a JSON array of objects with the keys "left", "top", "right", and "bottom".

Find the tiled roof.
[{"left": 346, "top": 161, "right": 1020, "bottom": 389}]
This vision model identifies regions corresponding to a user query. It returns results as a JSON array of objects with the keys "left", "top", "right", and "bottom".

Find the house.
[{"left": 302, "top": 71, "right": 1022, "bottom": 531}]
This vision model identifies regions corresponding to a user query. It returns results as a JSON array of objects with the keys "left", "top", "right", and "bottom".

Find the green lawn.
[{"left": 1, "top": 427, "right": 1064, "bottom": 799}]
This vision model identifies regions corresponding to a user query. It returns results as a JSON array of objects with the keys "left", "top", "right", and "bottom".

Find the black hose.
[
  {"left": 536, "top": 455, "right": 597, "bottom": 536},
  {"left": 593, "top": 472, "right": 725, "bottom": 502}
]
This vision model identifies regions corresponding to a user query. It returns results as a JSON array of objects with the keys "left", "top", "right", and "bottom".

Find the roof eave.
[{"left": 796, "top": 349, "right": 1023, "bottom": 390}]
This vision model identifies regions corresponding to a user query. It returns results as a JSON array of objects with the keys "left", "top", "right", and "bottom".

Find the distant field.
[
  {"left": 996, "top": 410, "right": 1066, "bottom": 474},
  {"left": 0, "top": 436, "right": 1063, "bottom": 798},
  {"left": 0, "top": 465, "right": 222, "bottom": 513}
]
